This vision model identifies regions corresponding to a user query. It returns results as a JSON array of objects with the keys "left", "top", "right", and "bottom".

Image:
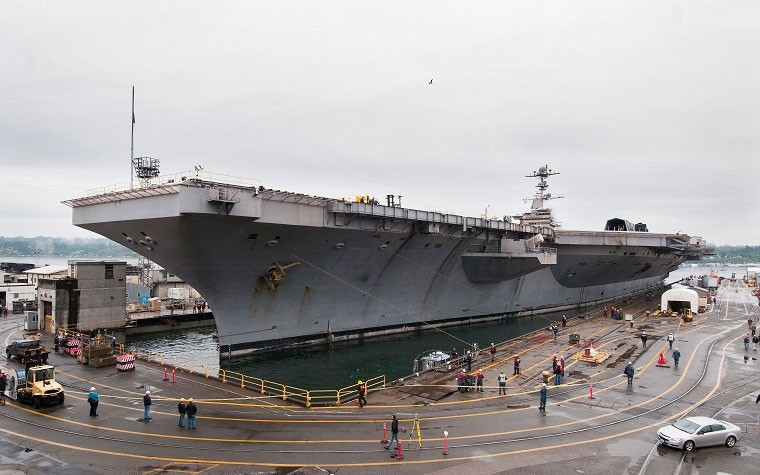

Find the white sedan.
[{"left": 657, "top": 416, "right": 741, "bottom": 452}]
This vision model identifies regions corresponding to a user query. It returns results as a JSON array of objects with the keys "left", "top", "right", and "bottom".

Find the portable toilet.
[{"left": 23, "top": 311, "right": 39, "bottom": 331}]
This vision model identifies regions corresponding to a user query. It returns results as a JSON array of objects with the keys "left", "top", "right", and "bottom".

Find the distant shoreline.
[{"left": 0, "top": 256, "right": 140, "bottom": 267}]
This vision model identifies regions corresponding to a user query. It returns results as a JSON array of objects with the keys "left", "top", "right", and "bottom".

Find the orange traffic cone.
[{"left": 656, "top": 351, "right": 669, "bottom": 367}]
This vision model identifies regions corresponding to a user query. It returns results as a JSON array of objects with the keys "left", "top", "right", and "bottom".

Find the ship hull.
[{"left": 65, "top": 178, "right": 701, "bottom": 356}]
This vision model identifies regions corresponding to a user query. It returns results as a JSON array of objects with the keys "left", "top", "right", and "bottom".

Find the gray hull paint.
[{"left": 68, "top": 181, "right": 693, "bottom": 356}]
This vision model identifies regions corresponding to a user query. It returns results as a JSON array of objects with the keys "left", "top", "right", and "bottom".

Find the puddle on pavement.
[{"left": 608, "top": 438, "right": 652, "bottom": 457}]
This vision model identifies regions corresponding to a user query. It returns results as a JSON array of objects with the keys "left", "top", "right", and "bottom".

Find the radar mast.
[{"left": 513, "top": 165, "right": 564, "bottom": 228}]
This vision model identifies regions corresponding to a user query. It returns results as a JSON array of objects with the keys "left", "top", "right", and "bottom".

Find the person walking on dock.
[
  {"left": 667, "top": 332, "right": 675, "bottom": 350},
  {"left": 553, "top": 363, "right": 562, "bottom": 385},
  {"left": 560, "top": 356, "right": 565, "bottom": 377},
  {"left": 384, "top": 414, "right": 399, "bottom": 450},
  {"left": 753, "top": 335, "right": 759, "bottom": 351},
  {"left": 87, "top": 387, "right": 99, "bottom": 417},
  {"left": 538, "top": 383, "right": 547, "bottom": 414},
  {"left": 744, "top": 334, "right": 750, "bottom": 351},
  {"left": 177, "top": 398, "right": 187, "bottom": 427},
  {"left": 357, "top": 380, "right": 367, "bottom": 407},
  {"left": 552, "top": 354, "right": 558, "bottom": 372},
  {"left": 552, "top": 324, "right": 559, "bottom": 341},
  {"left": 476, "top": 369, "right": 484, "bottom": 392},
  {"left": 513, "top": 356, "right": 521, "bottom": 375},
  {"left": 186, "top": 398, "right": 197, "bottom": 429},
  {"left": 466, "top": 351, "right": 472, "bottom": 371},
  {"left": 624, "top": 362, "right": 635, "bottom": 385},
  {"left": 490, "top": 343, "right": 496, "bottom": 362},
  {"left": 672, "top": 348, "right": 681, "bottom": 368},
  {"left": 562, "top": 315, "right": 567, "bottom": 328},
  {"left": 498, "top": 370, "right": 507, "bottom": 395},
  {"left": 143, "top": 391, "right": 152, "bottom": 421},
  {"left": 640, "top": 331, "right": 648, "bottom": 348}
]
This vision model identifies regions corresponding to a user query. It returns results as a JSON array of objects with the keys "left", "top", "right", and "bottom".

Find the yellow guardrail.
[
  {"left": 217, "top": 370, "right": 385, "bottom": 408},
  {"left": 121, "top": 344, "right": 385, "bottom": 408}
]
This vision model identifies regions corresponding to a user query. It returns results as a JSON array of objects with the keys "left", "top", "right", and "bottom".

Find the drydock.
[
  {"left": 0, "top": 278, "right": 758, "bottom": 474},
  {"left": 63, "top": 166, "right": 710, "bottom": 356}
]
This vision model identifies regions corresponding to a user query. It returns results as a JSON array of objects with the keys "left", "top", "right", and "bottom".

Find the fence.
[{"left": 121, "top": 344, "right": 385, "bottom": 408}]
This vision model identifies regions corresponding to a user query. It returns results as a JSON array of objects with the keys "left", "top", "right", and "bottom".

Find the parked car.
[
  {"left": 657, "top": 416, "right": 741, "bottom": 451},
  {"left": 6, "top": 339, "right": 50, "bottom": 364}
]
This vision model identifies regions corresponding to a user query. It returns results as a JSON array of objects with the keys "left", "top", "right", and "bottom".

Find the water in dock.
[{"left": 127, "top": 315, "right": 555, "bottom": 390}]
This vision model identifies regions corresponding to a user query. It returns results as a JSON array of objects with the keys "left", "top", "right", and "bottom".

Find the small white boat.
[{"left": 413, "top": 350, "right": 451, "bottom": 373}]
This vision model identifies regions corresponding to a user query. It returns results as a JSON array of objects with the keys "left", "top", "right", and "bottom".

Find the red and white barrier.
[{"left": 116, "top": 353, "right": 136, "bottom": 372}]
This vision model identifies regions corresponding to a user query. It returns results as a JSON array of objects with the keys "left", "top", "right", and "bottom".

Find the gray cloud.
[{"left": 1, "top": 1, "right": 757, "bottom": 246}]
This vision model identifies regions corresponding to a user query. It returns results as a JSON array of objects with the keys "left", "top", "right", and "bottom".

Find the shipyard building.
[{"left": 35, "top": 261, "right": 127, "bottom": 334}]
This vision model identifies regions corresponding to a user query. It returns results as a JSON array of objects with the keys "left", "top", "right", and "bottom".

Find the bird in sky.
[{"left": 429, "top": 79, "right": 433, "bottom": 84}]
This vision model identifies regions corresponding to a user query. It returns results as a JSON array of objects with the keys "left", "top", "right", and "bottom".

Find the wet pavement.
[{"left": 1, "top": 281, "right": 759, "bottom": 475}]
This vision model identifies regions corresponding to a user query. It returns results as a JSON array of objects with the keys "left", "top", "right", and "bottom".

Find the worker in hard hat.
[
  {"left": 88, "top": 387, "right": 99, "bottom": 417},
  {"left": 177, "top": 397, "right": 187, "bottom": 427},
  {"left": 186, "top": 398, "right": 198, "bottom": 429},
  {"left": 357, "top": 380, "right": 367, "bottom": 408},
  {"left": 458, "top": 370, "right": 468, "bottom": 392}
]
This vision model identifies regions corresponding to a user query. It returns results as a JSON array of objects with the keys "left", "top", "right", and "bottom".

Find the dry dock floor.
[{"left": 1, "top": 282, "right": 759, "bottom": 475}]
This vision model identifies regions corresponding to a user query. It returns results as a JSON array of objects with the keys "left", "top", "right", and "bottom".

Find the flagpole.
[{"left": 130, "top": 85, "right": 135, "bottom": 190}]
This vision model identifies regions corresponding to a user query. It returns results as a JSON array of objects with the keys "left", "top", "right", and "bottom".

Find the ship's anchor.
[{"left": 263, "top": 261, "right": 301, "bottom": 290}]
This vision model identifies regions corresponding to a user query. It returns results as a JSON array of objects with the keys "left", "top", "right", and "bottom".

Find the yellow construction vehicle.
[{"left": 17, "top": 365, "right": 64, "bottom": 409}]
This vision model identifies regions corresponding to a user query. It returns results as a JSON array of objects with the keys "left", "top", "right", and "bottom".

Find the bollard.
[
  {"left": 381, "top": 421, "right": 388, "bottom": 444},
  {"left": 163, "top": 367, "right": 169, "bottom": 381},
  {"left": 395, "top": 440, "right": 404, "bottom": 460},
  {"left": 442, "top": 431, "right": 449, "bottom": 456},
  {"left": 588, "top": 382, "right": 594, "bottom": 399},
  {"left": 171, "top": 368, "right": 175, "bottom": 383}
]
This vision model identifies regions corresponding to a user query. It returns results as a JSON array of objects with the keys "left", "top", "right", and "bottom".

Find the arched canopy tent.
[
  {"left": 661, "top": 287, "right": 698, "bottom": 313},
  {"left": 605, "top": 218, "right": 634, "bottom": 231},
  {"left": 605, "top": 218, "right": 648, "bottom": 232}
]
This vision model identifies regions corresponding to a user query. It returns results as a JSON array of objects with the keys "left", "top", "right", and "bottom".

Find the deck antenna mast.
[
  {"left": 527, "top": 165, "right": 563, "bottom": 211},
  {"left": 128, "top": 87, "right": 160, "bottom": 188},
  {"left": 513, "top": 165, "right": 564, "bottom": 228},
  {"left": 130, "top": 86, "right": 135, "bottom": 190}
]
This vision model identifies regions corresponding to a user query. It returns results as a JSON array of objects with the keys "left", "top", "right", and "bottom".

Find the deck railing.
[{"left": 122, "top": 344, "right": 385, "bottom": 408}]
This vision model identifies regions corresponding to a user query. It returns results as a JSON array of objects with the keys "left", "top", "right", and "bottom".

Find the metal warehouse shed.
[{"left": 661, "top": 287, "right": 699, "bottom": 313}]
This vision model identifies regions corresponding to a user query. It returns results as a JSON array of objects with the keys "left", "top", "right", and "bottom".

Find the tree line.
[{"left": 0, "top": 236, "right": 137, "bottom": 258}]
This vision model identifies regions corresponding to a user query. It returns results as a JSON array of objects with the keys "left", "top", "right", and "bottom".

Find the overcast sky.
[{"left": 2, "top": 1, "right": 758, "bottom": 246}]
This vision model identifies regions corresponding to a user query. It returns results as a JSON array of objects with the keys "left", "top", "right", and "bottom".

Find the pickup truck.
[{"left": 5, "top": 339, "right": 50, "bottom": 365}]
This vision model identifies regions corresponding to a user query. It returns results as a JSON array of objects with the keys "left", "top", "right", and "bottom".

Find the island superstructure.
[{"left": 64, "top": 165, "right": 709, "bottom": 356}]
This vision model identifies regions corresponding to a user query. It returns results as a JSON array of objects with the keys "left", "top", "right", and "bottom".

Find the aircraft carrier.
[{"left": 63, "top": 165, "right": 709, "bottom": 357}]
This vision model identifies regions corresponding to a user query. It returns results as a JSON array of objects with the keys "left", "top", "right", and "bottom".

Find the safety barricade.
[
  {"left": 65, "top": 340, "right": 82, "bottom": 357},
  {"left": 116, "top": 353, "right": 136, "bottom": 372}
]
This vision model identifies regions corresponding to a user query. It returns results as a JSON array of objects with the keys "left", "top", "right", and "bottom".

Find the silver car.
[{"left": 657, "top": 416, "right": 741, "bottom": 451}]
